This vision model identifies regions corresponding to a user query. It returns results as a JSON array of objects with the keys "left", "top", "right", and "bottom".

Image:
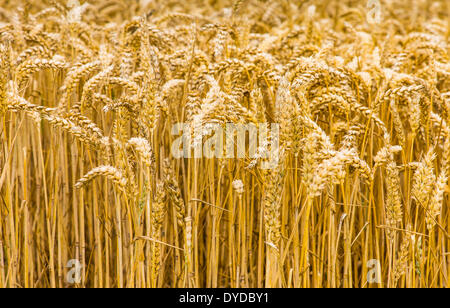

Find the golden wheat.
[{"left": 0, "top": 0, "right": 449, "bottom": 289}]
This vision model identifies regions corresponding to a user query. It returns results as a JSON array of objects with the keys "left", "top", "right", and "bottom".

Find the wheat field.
[{"left": 0, "top": 0, "right": 449, "bottom": 288}]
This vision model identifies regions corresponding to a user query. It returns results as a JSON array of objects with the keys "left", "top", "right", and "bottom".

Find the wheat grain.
[
  {"left": 1, "top": 0, "right": 449, "bottom": 289},
  {"left": 75, "top": 165, "right": 128, "bottom": 191}
]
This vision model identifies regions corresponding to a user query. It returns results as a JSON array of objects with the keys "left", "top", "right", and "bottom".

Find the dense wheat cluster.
[{"left": 0, "top": 0, "right": 449, "bottom": 288}]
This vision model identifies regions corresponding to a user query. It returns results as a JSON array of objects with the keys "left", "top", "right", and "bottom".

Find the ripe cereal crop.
[{"left": 0, "top": 0, "right": 449, "bottom": 288}]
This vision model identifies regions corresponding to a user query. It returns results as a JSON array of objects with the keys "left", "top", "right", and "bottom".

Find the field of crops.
[{"left": 0, "top": 0, "right": 449, "bottom": 288}]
